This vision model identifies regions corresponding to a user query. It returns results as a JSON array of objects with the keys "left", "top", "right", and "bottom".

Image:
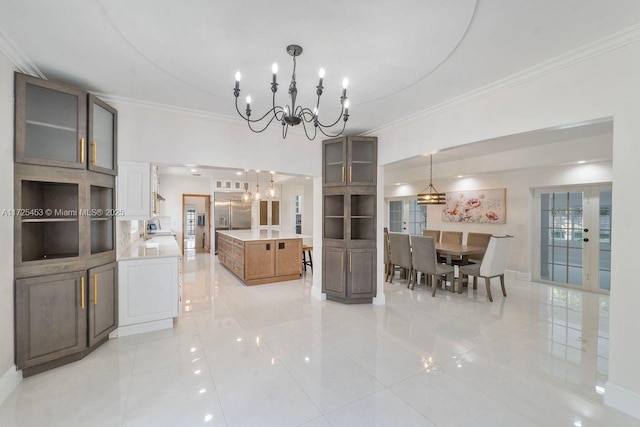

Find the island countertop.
[{"left": 216, "top": 229, "right": 308, "bottom": 242}]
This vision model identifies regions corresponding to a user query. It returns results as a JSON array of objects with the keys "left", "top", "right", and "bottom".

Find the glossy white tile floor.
[{"left": 2, "top": 251, "right": 639, "bottom": 426}]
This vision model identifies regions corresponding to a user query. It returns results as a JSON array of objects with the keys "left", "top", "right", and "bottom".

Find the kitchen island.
[{"left": 217, "top": 230, "right": 303, "bottom": 285}]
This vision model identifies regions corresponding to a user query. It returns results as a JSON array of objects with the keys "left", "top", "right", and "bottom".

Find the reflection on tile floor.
[{"left": 1, "top": 251, "right": 639, "bottom": 426}]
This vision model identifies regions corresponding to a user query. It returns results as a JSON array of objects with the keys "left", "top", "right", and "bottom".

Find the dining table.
[{"left": 434, "top": 242, "right": 487, "bottom": 291}]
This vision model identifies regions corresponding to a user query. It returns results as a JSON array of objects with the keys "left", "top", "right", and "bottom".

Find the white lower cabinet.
[{"left": 117, "top": 256, "right": 179, "bottom": 336}]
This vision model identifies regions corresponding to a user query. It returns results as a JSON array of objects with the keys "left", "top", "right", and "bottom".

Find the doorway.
[
  {"left": 387, "top": 198, "right": 427, "bottom": 235},
  {"left": 182, "top": 194, "right": 211, "bottom": 254},
  {"left": 533, "top": 184, "right": 612, "bottom": 293}
]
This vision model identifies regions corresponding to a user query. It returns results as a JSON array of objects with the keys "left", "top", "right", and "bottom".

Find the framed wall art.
[{"left": 442, "top": 188, "right": 506, "bottom": 223}]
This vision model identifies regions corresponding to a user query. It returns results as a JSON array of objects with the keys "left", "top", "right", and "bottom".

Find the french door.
[
  {"left": 534, "top": 185, "right": 612, "bottom": 293},
  {"left": 387, "top": 199, "right": 427, "bottom": 235}
]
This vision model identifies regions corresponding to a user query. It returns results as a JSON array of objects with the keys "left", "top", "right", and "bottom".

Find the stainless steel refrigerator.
[{"left": 214, "top": 192, "right": 252, "bottom": 253}]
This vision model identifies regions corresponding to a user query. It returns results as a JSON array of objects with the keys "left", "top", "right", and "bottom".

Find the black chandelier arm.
[
  {"left": 246, "top": 113, "right": 280, "bottom": 134},
  {"left": 316, "top": 118, "right": 348, "bottom": 138},
  {"left": 282, "top": 122, "right": 289, "bottom": 139},
  {"left": 314, "top": 103, "right": 346, "bottom": 129},
  {"left": 300, "top": 118, "right": 319, "bottom": 141},
  {"left": 234, "top": 97, "right": 282, "bottom": 124}
]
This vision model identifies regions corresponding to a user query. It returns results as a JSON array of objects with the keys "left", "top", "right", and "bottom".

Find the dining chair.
[
  {"left": 388, "top": 232, "right": 413, "bottom": 287},
  {"left": 410, "top": 235, "right": 455, "bottom": 296},
  {"left": 466, "top": 232, "right": 492, "bottom": 264},
  {"left": 441, "top": 231, "right": 463, "bottom": 244},
  {"left": 384, "top": 228, "right": 393, "bottom": 282},
  {"left": 422, "top": 229, "right": 441, "bottom": 242},
  {"left": 458, "top": 235, "right": 513, "bottom": 301},
  {"left": 440, "top": 231, "right": 463, "bottom": 263}
]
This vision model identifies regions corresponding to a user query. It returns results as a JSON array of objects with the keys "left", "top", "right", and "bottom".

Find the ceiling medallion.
[{"left": 233, "top": 44, "right": 350, "bottom": 140}]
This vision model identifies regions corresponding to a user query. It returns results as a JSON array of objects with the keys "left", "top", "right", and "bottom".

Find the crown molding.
[
  {"left": 0, "top": 25, "right": 45, "bottom": 78},
  {"left": 362, "top": 22, "right": 640, "bottom": 137}
]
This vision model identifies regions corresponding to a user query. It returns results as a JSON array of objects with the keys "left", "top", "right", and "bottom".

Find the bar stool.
[{"left": 302, "top": 245, "right": 313, "bottom": 272}]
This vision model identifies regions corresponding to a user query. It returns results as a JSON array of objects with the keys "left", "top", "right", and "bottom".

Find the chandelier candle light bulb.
[{"left": 233, "top": 44, "right": 350, "bottom": 140}]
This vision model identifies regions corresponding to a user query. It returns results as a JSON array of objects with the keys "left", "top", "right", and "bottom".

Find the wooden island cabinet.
[{"left": 218, "top": 230, "right": 302, "bottom": 285}]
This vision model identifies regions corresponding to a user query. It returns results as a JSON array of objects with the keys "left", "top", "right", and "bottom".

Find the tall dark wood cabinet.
[
  {"left": 322, "top": 136, "right": 377, "bottom": 303},
  {"left": 13, "top": 72, "right": 118, "bottom": 376}
]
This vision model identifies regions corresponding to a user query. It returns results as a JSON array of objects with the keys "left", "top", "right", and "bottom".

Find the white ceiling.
[{"left": 0, "top": 1, "right": 635, "bottom": 179}]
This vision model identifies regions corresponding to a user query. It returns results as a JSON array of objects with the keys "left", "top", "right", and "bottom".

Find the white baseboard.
[
  {"left": 114, "top": 319, "right": 173, "bottom": 337},
  {"left": 311, "top": 286, "right": 326, "bottom": 301},
  {"left": 505, "top": 269, "right": 532, "bottom": 282},
  {"left": 605, "top": 381, "right": 640, "bottom": 420},
  {"left": 0, "top": 365, "right": 22, "bottom": 406}
]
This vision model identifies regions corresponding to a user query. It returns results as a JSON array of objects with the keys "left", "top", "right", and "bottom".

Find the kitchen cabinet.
[
  {"left": 245, "top": 241, "right": 275, "bottom": 280},
  {"left": 259, "top": 200, "right": 280, "bottom": 226},
  {"left": 15, "top": 271, "right": 88, "bottom": 371},
  {"left": 118, "top": 248, "right": 179, "bottom": 336},
  {"left": 15, "top": 73, "right": 87, "bottom": 170},
  {"left": 15, "top": 73, "right": 117, "bottom": 176},
  {"left": 88, "top": 262, "right": 118, "bottom": 346},
  {"left": 87, "top": 94, "right": 117, "bottom": 175},
  {"left": 13, "top": 73, "right": 118, "bottom": 376},
  {"left": 322, "top": 248, "right": 376, "bottom": 302},
  {"left": 117, "top": 161, "right": 152, "bottom": 219},
  {"left": 322, "top": 136, "right": 377, "bottom": 303},
  {"left": 322, "top": 136, "right": 377, "bottom": 187}
]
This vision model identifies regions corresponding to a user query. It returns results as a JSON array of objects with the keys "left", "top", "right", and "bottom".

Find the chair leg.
[
  {"left": 473, "top": 276, "right": 478, "bottom": 290},
  {"left": 432, "top": 275, "right": 438, "bottom": 297},
  {"left": 389, "top": 265, "right": 395, "bottom": 283},
  {"left": 308, "top": 251, "right": 313, "bottom": 272},
  {"left": 485, "top": 277, "right": 493, "bottom": 302},
  {"left": 500, "top": 274, "right": 507, "bottom": 297},
  {"left": 409, "top": 268, "right": 415, "bottom": 290}
]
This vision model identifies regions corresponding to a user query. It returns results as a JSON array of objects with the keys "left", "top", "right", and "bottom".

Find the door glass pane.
[
  {"left": 599, "top": 189, "right": 612, "bottom": 292},
  {"left": 93, "top": 104, "right": 114, "bottom": 170},
  {"left": 324, "top": 141, "right": 344, "bottom": 183},
  {"left": 389, "top": 201, "right": 403, "bottom": 233},
  {"left": 408, "top": 199, "right": 426, "bottom": 235},
  {"left": 541, "top": 191, "right": 583, "bottom": 287},
  {"left": 271, "top": 201, "right": 280, "bottom": 226},
  {"left": 25, "top": 83, "right": 78, "bottom": 162}
]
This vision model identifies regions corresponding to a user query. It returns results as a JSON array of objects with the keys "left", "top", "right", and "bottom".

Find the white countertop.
[
  {"left": 119, "top": 235, "right": 181, "bottom": 260},
  {"left": 217, "top": 229, "right": 308, "bottom": 242}
]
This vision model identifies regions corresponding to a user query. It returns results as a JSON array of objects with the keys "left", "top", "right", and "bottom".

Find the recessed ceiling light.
[
  {"left": 270, "top": 170, "right": 276, "bottom": 174},
  {"left": 236, "top": 171, "right": 242, "bottom": 175},
  {"left": 190, "top": 168, "right": 197, "bottom": 172},
  {"left": 457, "top": 175, "right": 464, "bottom": 178},
  {"left": 255, "top": 169, "right": 261, "bottom": 173},
  {"left": 577, "top": 160, "right": 586, "bottom": 164},
  {"left": 305, "top": 176, "right": 310, "bottom": 180}
]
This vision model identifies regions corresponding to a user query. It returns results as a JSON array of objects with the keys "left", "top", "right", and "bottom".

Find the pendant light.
[
  {"left": 417, "top": 154, "right": 446, "bottom": 205},
  {"left": 268, "top": 171, "right": 277, "bottom": 199},
  {"left": 242, "top": 171, "right": 252, "bottom": 202},
  {"left": 254, "top": 171, "right": 261, "bottom": 200}
]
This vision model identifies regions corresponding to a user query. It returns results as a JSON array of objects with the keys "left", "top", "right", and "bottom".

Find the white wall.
[
  {"left": 113, "top": 102, "right": 322, "bottom": 177},
  {"left": 376, "top": 39, "right": 640, "bottom": 418},
  {"left": 385, "top": 161, "right": 613, "bottom": 275},
  {"left": 0, "top": 52, "right": 16, "bottom": 385},
  {"left": 159, "top": 174, "right": 212, "bottom": 249}
]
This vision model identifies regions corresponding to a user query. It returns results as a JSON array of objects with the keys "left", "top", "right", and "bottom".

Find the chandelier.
[
  {"left": 233, "top": 44, "right": 350, "bottom": 140},
  {"left": 417, "top": 154, "right": 446, "bottom": 205}
]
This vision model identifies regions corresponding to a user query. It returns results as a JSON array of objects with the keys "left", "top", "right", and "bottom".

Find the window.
[
  {"left": 409, "top": 199, "right": 427, "bottom": 235},
  {"left": 186, "top": 209, "right": 195, "bottom": 235}
]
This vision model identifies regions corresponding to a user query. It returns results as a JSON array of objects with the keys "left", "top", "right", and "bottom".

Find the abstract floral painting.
[{"left": 442, "top": 188, "right": 506, "bottom": 223}]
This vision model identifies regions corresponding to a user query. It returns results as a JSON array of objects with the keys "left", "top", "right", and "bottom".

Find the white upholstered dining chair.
[{"left": 458, "top": 235, "right": 513, "bottom": 302}]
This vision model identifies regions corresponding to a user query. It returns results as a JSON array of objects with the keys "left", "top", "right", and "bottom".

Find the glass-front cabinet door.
[
  {"left": 88, "top": 95, "right": 117, "bottom": 175},
  {"left": 348, "top": 137, "right": 377, "bottom": 186},
  {"left": 323, "top": 137, "right": 346, "bottom": 186},
  {"left": 15, "top": 73, "right": 87, "bottom": 169}
]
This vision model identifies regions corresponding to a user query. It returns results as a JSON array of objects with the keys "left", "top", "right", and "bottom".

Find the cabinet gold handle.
[
  {"left": 349, "top": 252, "right": 352, "bottom": 272},
  {"left": 91, "top": 142, "right": 97, "bottom": 164},
  {"left": 93, "top": 275, "right": 98, "bottom": 305},
  {"left": 81, "top": 276, "right": 85, "bottom": 309},
  {"left": 349, "top": 166, "right": 352, "bottom": 182},
  {"left": 342, "top": 252, "right": 344, "bottom": 271},
  {"left": 341, "top": 166, "right": 345, "bottom": 182},
  {"left": 80, "top": 138, "right": 85, "bottom": 163}
]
